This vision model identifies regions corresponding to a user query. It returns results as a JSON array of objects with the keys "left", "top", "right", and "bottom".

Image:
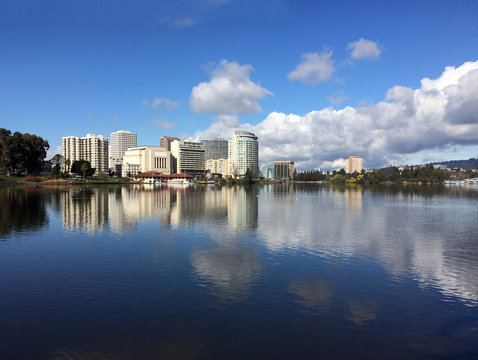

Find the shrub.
[
  {"left": 24, "top": 176, "right": 42, "bottom": 182},
  {"left": 96, "top": 172, "right": 108, "bottom": 180}
]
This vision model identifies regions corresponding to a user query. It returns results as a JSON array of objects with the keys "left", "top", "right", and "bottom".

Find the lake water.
[{"left": 1, "top": 183, "right": 478, "bottom": 359}]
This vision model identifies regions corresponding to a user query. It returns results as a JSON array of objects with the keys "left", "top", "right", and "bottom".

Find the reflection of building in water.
[
  {"left": 169, "top": 187, "right": 228, "bottom": 227},
  {"left": 227, "top": 186, "right": 258, "bottom": 233},
  {"left": 346, "top": 188, "right": 363, "bottom": 212},
  {"left": 109, "top": 186, "right": 177, "bottom": 232},
  {"left": 62, "top": 188, "right": 109, "bottom": 232}
]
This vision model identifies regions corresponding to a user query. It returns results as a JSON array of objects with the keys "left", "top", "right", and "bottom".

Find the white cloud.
[
  {"left": 190, "top": 59, "right": 273, "bottom": 114},
  {"left": 142, "top": 97, "right": 180, "bottom": 110},
  {"left": 195, "top": 60, "right": 478, "bottom": 169},
  {"left": 287, "top": 51, "right": 335, "bottom": 84},
  {"left": 347, "top": 38, "right": 381, "bottom": 60},
  {"left": 326, "top": 92, "right": 349, "bottom": 106},
  {"left": 150, "top": 119, "right": 177, "bottom": 130},
  {"left": 46, "top": 145, "right": 62, "bottom": 160}
]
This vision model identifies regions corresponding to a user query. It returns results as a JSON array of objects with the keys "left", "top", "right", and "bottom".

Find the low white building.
[{"left": 122, "top": 146, "right": 172, "bottom": 177}]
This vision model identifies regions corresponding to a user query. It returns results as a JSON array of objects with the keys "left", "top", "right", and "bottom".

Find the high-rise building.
[
  {"left": 62, "top": 134, "right": 109, "bottom": 174},
  {"left": 122, "top": 146, "right": 172, "bottom": 177},
  {"left": 109, "top": 130, "right": 137, "bottom": 172},
  {"left": 202, "top": 139, "right": 229, "bottom": 160},
  {"left": 228, "top": 130, "right": 259, "bottom": 177},
  {"left": 170, "top": 140, "right": 205, "bottom": 176},
  {"left": 160, "top": 136, "right": 180, "bottom": 151},
  {"left": 274, "top": 161, "right": 295, "bottom": 180},
  {"left": 346, "top": 156, "right": 363, "bottom": 174}
]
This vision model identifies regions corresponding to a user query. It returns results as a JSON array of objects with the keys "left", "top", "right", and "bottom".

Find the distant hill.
[{"left": 431, "top": 158, "right": 478, "bottom": 168}]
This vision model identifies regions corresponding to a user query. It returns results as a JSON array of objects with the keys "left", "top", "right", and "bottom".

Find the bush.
[
  {"left": 96, "top": 172, "right": 108, "bottom": 180},
  {"left": 24, "top": 176, "right": 42, "bottom": 182},
  {"left": 45, "top": 175, "right": 53, "bottom": 181}
]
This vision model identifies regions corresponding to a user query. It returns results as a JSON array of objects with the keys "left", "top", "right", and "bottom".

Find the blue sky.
[{"left": 1, "top": 0, "right": 478, "bottom": 169}]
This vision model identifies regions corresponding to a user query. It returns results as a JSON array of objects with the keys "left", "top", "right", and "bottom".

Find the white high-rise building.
[
  {"left": 170, "top": 140, "right": 205, "bottom": 176},
  {"left": 109, "top": 130, "right": 137, "bottom": 170},
  {"left": 62, "top": 134, "right": 109, "bottom": 174},
  {"left": 228, "top": 130, "right": 259, "bottom": 177}
]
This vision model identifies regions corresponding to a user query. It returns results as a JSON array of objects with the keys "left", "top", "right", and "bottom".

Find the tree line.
[
  {"left": 292, "top": 165, "right": 455, "bottom": 184},
  {"left": 0, "top": 128, "right": 49, "bottom": 176}
]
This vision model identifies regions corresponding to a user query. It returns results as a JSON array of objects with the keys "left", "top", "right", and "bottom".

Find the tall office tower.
[
  {"left": 274, "top": 161, "right": 295, "bottom": 180},
  {"left": 160, "top": 136, "right": 180, "bottom": 151},
  {"left": 109, "top": 130, "right": 137, "bottom": 171},
  {"left": 202, "top": 139, "right": 229, "bottom": 160},
  {"left": 346, "top": 156, "right": 363, "bottom": 174},
  {"left": 62, "top": 134, "right": 109, "bottom": 174},
  {"left": 170, "top": 140, "right": 205, "bottom": 176},
  {"left": 228, "top": 130, "right": 259, "bottom": 177}
]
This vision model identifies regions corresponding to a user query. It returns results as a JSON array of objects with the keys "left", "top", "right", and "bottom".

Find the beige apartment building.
[
  {"left": 206, "top": 158, "right": 228, "bottom": 176},
  {"left": 122, "top": 146, "right": 172, "bottom": 177},
  {"left": 62, "top": 133, "right": 109, "bottom": 174},
  {"left": 346, "top": 156, "right": 363, "bottom": 174}
]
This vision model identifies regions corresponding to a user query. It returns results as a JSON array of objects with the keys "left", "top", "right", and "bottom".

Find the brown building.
[
  {"left": 274, "top": 161, "right": 295, "bottom": 180},
  {"left": 160, "top": 136, "right": 180, "bottom": 151}
]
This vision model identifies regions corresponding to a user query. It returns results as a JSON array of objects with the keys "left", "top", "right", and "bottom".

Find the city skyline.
[{"left": 2, "top": 1, "right": 478, "bottom": 170}]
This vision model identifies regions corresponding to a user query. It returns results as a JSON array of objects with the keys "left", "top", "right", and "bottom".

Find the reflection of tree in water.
[
  {"left": 289, "top": 278, "right": 333, "bottom": 314},
  {"left": 191, "top": 244, "right": 261, "bottom": 302},
  {"left": 50, "top": 334, "right": 205, "bottom": 360},
  {"left": 0, "top": 187, "right": 48, "bottom": 237}
]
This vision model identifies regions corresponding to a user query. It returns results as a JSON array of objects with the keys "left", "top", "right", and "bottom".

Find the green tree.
[
  {"left": 21, "top": 133, "right": 49, "bottom": 175},
  {"left": 71, "top": 160, "right": 95, "bottom": 177},
  {"left": 0, "top": 129, "right": 49, "bottom": 176},
  {"left": 0, "top": 129, "right": 12, "bottom": 175}
]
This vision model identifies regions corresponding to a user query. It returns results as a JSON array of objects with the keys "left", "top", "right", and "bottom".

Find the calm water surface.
[{"left": 1, "top": 183, "right": 478, "bottom": 359}]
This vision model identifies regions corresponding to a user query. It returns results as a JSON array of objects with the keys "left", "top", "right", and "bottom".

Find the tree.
[
  {"left": 21, "top": 133, "right": 49, "bottom": 175},
  {"left": 71, "top": 160, "right": 95, "bottom": 177},
  {"left": 0, "top": 128, "right": 12, "bottom": 175},
  {"left": 0, "top": 129, "right": 49, "bottom": 176}
]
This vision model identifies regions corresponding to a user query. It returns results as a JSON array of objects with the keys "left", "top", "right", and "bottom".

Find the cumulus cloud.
[
  {"left": 150, "top": 119, "right": 177, "bottom": 130},
  {"left": 287, "top": 51, "right": 335, "bottom": 84},
  {"left": 142, "top": 97, "right": 180, "bottom": 110},
  {"left": 195, "top": 60, "right": 478, "bottom": 169},
  {"left": 190, "top": 60, "right": 273, "bottom": 114},
  {"left": 347, "top": 38, "right": 381, "bottom": 60}
]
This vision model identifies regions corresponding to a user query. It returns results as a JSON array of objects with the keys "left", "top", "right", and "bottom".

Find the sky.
[{"left": 1, "top": 0, "right": 478, "bottom": 170}]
